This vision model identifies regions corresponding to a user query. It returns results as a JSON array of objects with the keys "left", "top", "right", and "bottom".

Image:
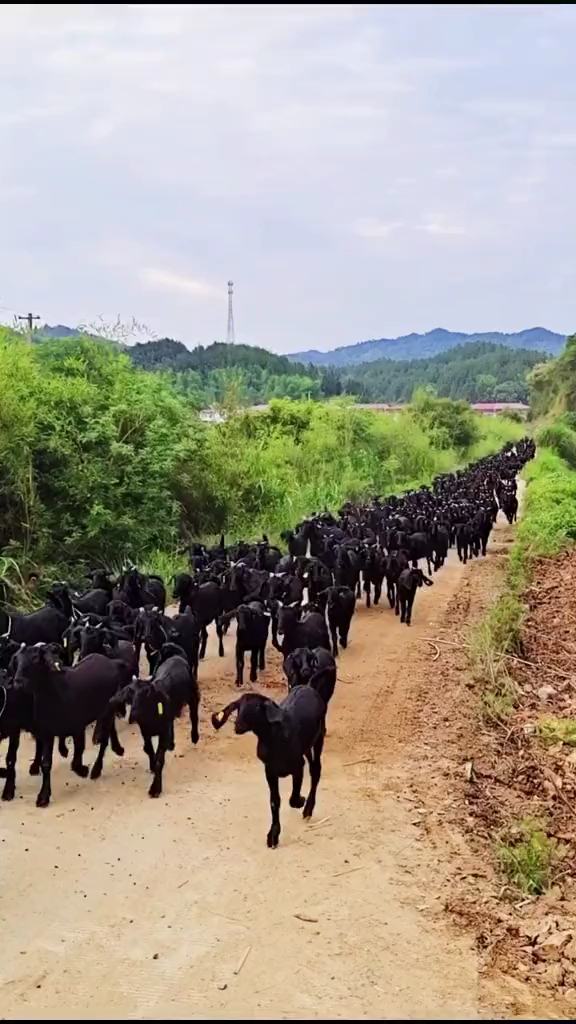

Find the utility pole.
[
  {"left": 226, "top": 280, "right": 235, "bottom": 345},
  {"left": 18, "top": 312, "right": 40, "bottom": 342}
]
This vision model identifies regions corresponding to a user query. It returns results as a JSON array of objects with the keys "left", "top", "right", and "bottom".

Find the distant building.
[{"left": 470, "top": 402, "right": 529, "bottom": 417}]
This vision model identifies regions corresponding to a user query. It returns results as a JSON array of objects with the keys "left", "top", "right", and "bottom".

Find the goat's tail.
[{"left": 211, "top": 699, "right": 240, "bottom": 731}]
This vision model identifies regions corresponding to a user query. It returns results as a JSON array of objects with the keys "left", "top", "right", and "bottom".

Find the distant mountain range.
[{"left": 289, "top": 327, "right": 567, "bottom": 367}]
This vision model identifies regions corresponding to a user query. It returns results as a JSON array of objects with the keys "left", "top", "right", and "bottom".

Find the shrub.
[{"left": 497, "top": 818, "right": 563, "bottom": 895}]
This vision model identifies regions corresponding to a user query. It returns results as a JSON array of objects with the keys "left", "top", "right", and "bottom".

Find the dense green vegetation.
[
  {"left": 126, "top": 337, "right": 540, "bottom": 407},
  {"left": 0, "top": 329, "right": 522, "bottom": 578},
  {"left": 129, "top": 338, "right": 342, "bottom": 405},
  {"left": 342, "top": 342, "right": 544, "bottom": 404}
]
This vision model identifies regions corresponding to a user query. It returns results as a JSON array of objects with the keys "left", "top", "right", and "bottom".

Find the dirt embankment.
[
  {"left": 0, "top": 507, "right": 559, "bottom": 1021},
  {"left": 404, "top": 520, "right": 576, "bottom": 1017}
]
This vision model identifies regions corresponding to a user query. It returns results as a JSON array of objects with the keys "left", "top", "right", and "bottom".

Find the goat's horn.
[{"left": 211, "top": 700, "right": 240, "bottom": 731}]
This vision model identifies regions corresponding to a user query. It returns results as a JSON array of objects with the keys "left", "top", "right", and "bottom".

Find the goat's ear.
[{"left": 265, "top": 701, "right": 283, "bottom": 725}]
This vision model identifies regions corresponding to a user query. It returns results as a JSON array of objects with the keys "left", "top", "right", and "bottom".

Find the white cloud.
[
  {"left": 354, "top": 219, "right": 404, "bottom": 239},
  {"left": 419, "top": 217, "right": 467, "bottom": 237},
  {"left": 0, "top": 3, "right": 572, "bottom": 349},
  {"left": 139, "top": 268, "right": 221, "bottom": 301}
]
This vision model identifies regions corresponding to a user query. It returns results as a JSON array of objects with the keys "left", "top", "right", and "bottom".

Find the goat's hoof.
[
  {"left": 191, "top": 732, "right": 199, "bottom": 745},
  {"left": 341, "top": 638, "right": 348, "bottom": 649},
  {"left": 249, "top": 674, "right": 258, "bottom": 683},
  {"left": 0, "top": 767, "right": 6, "bottom": 778},
  {"left": 29, "top": 762, "right": 40, "bottom": 776},
  {"left": 113, "top": 744, "right": 125, "bottom": 757},
  {"left": 2, "top": 785, "right": 15, "bottom": 801},
  {"left": 289, "top": 794, "right": 306, "bottom": 809},
  {"left": 302, "top": 802, "right": 314, "bottom": 819},
  {"left": 36, "top": 792, "right": 50, "bottom": 808},
  {"left": 90, "top": 764, "right": 103, "bottom": 780},
  {"left": 266, "top": 829, "right": 280, "bottom": 849},
  {"left": 72, "top": 763, "right": 90, "bottom": 778},
  {"left": 148, "top": 785, "right": 161, "bottom": 798}
]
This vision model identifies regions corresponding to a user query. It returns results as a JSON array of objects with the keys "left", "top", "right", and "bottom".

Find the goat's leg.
[
  {"left": 340, "top": 627, "right": 349, "bottom": 650},
  {"left": 289, "top": 758, "right": 306, "bottom": 808},
  {"left": 71, "top": 731, "right": 89, "bottom": 778},
  {"left": 374, "top": 580, "right": 382, "bottom": 606},
  {"left": 235, "top": 641, "right": 244, "bottom": 687},
  {"left": 199, "top": 625, "right": 208, "bottom": 660},
  {"left": 387, "top": 581, "right": 395, "bottom": 609},
  {"left": 110, "top": 720, "right": 124, "bottom": 757},
  {"left": 364, "top": 578, "right": 371, "bottom": 609},
  {"left": 249, "top": 646, "right": 258, "bottom": 683},
  {"left": 149, "top": 733, "right": 167, "bottom": 798},
  {"left": 265, "top": 765, "right": 281, "bottom": 848},
  {"left": 400, "top": 596, "right": 406, "bottom": 623},
  {"left": 303, "top": 733, "right": 324, "bottom": 819},
  {"left": 271, "top": 611, "right": 281, "bottom": 651},
  {"left": 29, "top": 734, "right": 42, "bottom": 775},
  {"left": 36, "top": 735, "right": 54, "bottom": 808},
  {"left": 90, "top": 729, "right": 110, "bottom": 780},
  {"left": 141, "top": 728, "right": 156, "bottom": 771},
  {"left": 188, "top": 682, "right": 199, "bottom": 745},
  {"left": 216, "top": 618, "right": 225, "bottom": 657},
  {"left": 259, "top": 642, "right": 266, "bottom": 671},
  {"left": 330, "top": 625, "right": 339, "bottom": 658},
  {"left": 58, "top": 737, "right": 68, "bottom": 759},
  {"left": 2, "top": 730, "right": 20, "bottom": 801},
  {"left": 406, "top": 594, "right": 415, "bottom": 626}
]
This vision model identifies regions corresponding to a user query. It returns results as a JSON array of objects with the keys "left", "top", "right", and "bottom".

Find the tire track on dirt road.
[{"left": 0, "top": 515, "right": 519, "bottom": 1020}]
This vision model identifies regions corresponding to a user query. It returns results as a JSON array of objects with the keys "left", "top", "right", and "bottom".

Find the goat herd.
[{"left": 0, "top": 438, "right": 534, "bottom": 847}]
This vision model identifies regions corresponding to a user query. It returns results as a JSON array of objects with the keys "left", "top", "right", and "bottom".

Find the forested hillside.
[
  {"left": 342, "top": 342, "right": 546, "bottom": 404},
  {"left": 35, "top": 326, "right": 549, "bottom": 406},
  {"left": 290, "top": 326, "right": 565, "bottom": 366}
]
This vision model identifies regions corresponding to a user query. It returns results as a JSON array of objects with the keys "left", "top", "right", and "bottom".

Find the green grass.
[
  {"left": 497, "top": 817, "right": 563, "bottom": 895},
  {"left": 538, "top": 717, "right": 576, "bottom": 747}
]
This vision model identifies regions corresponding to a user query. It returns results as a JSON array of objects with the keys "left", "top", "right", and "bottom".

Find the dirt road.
[{"left": 0, "top": 521, "right": 516, "bottom": 1020}]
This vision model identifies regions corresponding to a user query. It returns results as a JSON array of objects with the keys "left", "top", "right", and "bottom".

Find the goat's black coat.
[
  {"left": 109, "top": 643, "right": 199, "bottom": 797},
  {"left": 283, "top": 646, "right": 337, "bottom": 706},
  {"left": 212, "top": 686, "right": 326, "bottom": 848},
  {"left": 13, "top": 646, "right": 130, "bottom": 807}
]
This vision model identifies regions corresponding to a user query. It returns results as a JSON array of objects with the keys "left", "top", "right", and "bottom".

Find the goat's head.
[{"left": 212, "top": 692, "right": 281, "bottom": 735}]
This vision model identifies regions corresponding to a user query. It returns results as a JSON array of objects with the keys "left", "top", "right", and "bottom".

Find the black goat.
[
  {"left": 212, "top": 686, "right": 326, "bottom": 848},
  {"left": 323, "top": 586, "right": 355, "bottom": 657},
  {"left": 0, "top": 604, "right": 69, "bottom": 646},
  {"left": 222, "top": 602, "right": 270, "bottom": 687},
  {"left": 283, "top": 646, "right": 337, "bottom": 706},
  {"left": 395, "top": 567, "right": 433, "bottom": 626},
  {"left": 362, "top": 547, "right": 386, "bottom": 608},
  {"left": 13, "top": 645, "right": 129, "bottom": 806},
  {"left": 166, "top": 610, "right": 202, "bottom": 683},
  {"left": 0, "top": 666, "right": 71, "bottom": 802},
  {"left": 172, "top": 575, "right": 224, "bottom": 658},
  {"left": 385, "top": 550, "right": 409, "bottom": 609},
  {"left": 78, "top": 623, "right": 138, "bottom": 677},
  {"left": 501, "top": 492, "right": 518, "bottom": 524},
  {"left": 108, "top": 643, "right": 199, "bottom": 797},
  {"left": 277, "top": 604, "right": 330, "bottom": 657},
  {"left": 117, "top": 568, "right": 166, "bottom": 611}
]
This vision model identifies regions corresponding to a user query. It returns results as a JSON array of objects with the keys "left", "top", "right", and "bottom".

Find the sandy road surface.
[{"left": 0, "top": 521, "right": 516, "bottom": 1020}]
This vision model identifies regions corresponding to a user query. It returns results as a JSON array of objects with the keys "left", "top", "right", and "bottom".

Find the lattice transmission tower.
[{"left": 226, "top": 280, "right": 235, "bottom": 345}]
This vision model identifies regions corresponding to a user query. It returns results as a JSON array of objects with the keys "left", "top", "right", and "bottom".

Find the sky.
[{"left": 0, "top": 3, "right": 575, "bottom": 353}]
